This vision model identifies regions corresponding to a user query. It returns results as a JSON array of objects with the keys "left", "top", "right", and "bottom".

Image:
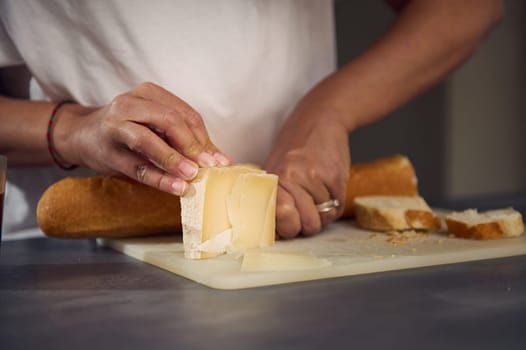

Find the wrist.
[
  {"left": 320, "top": 103, "right": 358, "bottom": 133},
  {"left": 51, "top": 102, "right": 92, "bottom": 168}
]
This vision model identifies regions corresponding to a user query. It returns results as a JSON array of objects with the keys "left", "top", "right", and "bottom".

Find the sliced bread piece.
[
  {"left": 354, "top": 195, "right": 441, "bottom": 231},
  {"left": 445, "top": 208, "right": 524, "bottom": 240}
]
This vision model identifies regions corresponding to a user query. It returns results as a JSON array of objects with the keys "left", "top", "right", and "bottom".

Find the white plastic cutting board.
[{"left": 99, "top": 218, "right": 526, "bottom": 290}]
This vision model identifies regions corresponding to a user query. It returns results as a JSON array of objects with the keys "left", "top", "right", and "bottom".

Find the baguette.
[
  {"left": 37, "top": 154, "right": 418, "bottom": 238},
  {"left": 445, "top": 208, "right": 524, "bottom": 240},
  {"left": 37, "top": 176, "right": 181, "bottom": 238},
  {"left": 354, "top": 195, "right": 441, "bottom": 231}
]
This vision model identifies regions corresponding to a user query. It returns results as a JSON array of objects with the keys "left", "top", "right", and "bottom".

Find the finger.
[
  {"left": 156, "top": 106, "right": 219, "bottom": 166},
  {"left": 110, "top": 94, "right": 218, "bottom": 168},
  {"left": 135, "top": 164, "right": 188, "bottom": 195},
  {"left": 109, "top": 148, "right": 190, "bottom": 196},
  {"left": 279, "top": 179, "right": 322, "bottom": 236},
  {"left": 289, "top": 168, "right": 339, "bottom": 228},
  {"left": 131, "top": 82, "right": 231, "bottom": 166},
  {"left": 306, "top": 181, "right": 343, "bottom": 227},
  {"left": 186, "top": 116, "right": 232, "bottom": 167},
  {"left": 316, "top": 197, "right": 341, "bottom": 228},
  {"left": 111, "top": 121, "right": 198, "bottom": 181},
  {"left": 275, "top": 186, "right": 302, "bottom": 239},
  {"left": 296, "top": 172, "right": 337, "bottom": 228},
  {"left": 322, "top": 170, "right": 349, "bottom": 219}
]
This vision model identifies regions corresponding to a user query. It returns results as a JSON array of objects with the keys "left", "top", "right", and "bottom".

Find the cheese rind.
[
  {"left": 180, "top": 166, "right": 277, "bottom": 259},
  {"left": 196, "top": 229, "right": 232, "bottom": 254}
]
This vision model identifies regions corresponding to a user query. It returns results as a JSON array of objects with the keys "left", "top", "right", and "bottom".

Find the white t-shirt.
[{"left": 0, "top": 0, "right": 336, "bottom": 234}]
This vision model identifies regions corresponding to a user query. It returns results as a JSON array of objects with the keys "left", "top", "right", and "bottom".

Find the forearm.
[
  {"left": 0, "top": 65, "right": 62, "bottom": 166},
  {"left": 0, "top": 96, "right": 57, "bottom": 166},
  {"left": 299, "top": 0, "right": 503, "bottom": 131}
]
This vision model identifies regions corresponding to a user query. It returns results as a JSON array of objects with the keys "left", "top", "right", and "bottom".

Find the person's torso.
[
  {"left": 2, "top": 0, "right": 336, "bottom": 163},
  {"left": 0, "top": 0, "right": 336, "bottom": 233}
]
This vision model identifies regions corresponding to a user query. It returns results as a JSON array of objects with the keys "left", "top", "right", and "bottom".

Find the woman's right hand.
[{"left": 53, "top": 82, "right": 231, "bottom": 195}]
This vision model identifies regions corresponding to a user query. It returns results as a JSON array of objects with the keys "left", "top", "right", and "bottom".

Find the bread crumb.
[
  {"left": 385, "top": 230, "right": 427, "bottom": 246},
  {"left": 411, "top": 248, "right": 417, "bottom": 253},
  {"left": 437, "top": 239, "right": 444, "bottom": 244}
]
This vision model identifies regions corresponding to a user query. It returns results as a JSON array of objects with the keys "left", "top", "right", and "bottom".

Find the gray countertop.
[{"left": 1, "top": 195, "right": 526, "bottom": 350}]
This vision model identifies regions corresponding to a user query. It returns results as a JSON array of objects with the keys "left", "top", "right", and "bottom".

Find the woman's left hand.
[{"left": 263, "top": 97, "right": 351, "bottom": 239}]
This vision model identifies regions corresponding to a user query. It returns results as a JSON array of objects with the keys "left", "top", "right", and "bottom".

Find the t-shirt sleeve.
[{"left": 0, "top": 19, "right": 24, "bottom": 67}]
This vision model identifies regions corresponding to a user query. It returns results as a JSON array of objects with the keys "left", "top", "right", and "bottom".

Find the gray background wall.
[{"left": 334, "top": 0, "right": 526, "bottom": 201}]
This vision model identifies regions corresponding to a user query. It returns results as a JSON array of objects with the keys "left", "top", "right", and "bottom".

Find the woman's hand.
[
  {"left": 264, "top": 96, "right": 351, "bottom": 239},
  {"left": 54, "top": 82, "right": 231, "bottom": 195}
]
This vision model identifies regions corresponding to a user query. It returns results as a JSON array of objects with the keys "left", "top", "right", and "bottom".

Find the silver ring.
[
  {"left": 136, "top": 164, "right": 148, "bottom": 182},
  {"left": 316, "top": 199, "right": 340, "bottom": 213}
]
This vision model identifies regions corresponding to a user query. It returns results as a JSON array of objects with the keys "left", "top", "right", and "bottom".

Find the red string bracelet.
[{"left": 46, "top": 101, "right": 78, "bottom": 170}]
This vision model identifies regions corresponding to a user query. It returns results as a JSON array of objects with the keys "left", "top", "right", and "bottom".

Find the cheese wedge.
[{"left": 180, "top": 166, "right": 278, "bottom": 259}]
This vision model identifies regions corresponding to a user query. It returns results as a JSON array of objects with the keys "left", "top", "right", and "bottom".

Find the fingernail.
[
  {"left": 214, "top": 152, "right": 231, "bottom": 166},
  {"left": 171, "top": 179, "right": 188, "bottom": 195},
  {"left": 198, "top": 152, "right": 217, "bottom": 167},
  {"left": 180, "top": 160, "right": 198, "bottom": 179}
]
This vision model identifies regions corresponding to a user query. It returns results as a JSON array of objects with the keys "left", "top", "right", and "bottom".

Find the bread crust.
[
  {"left": 353, "top": 196, "right": 440, "bottom": 231},
  {"left": 445, "top": 219, "right": 503, "bottom": 240},
  {"left": 445, "top": 210, "right": 524, "bottom": 240},
  {"left": 37, "top": 176, "right": 181, "bottom": 238},
  {"left": 405, "top": 210, "right": 441, "bottom": 230}
]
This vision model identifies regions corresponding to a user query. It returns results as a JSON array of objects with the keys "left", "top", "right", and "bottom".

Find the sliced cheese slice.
[
  {"left": 180, "top": 166, "right": 277, "bottom": 259},
  {"left": 226, "top": 172, "right": 277, "bottom": 253}
]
